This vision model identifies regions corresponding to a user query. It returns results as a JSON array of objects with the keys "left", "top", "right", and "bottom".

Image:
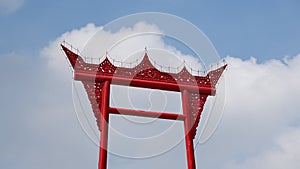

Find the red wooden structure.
[{"left": 61, "top": 44, "right": 226, "bottom": 169}]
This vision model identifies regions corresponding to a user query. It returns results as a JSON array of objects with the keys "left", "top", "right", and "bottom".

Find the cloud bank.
[
  {"left": 41, "top": 22, "right": 300, "bottom": 168},
  {"left": 1, "top": 22, "right": 299, "bottom": 169},
  {"left": 203, "top": 54, "right": 300, "bottom": 169}
]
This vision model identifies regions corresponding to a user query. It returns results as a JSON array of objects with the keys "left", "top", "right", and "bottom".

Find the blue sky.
[
  {"left": 1, "top": 1, "right": 300, "bottom": 169},
  {"left": 1, "top": 0, "right": 300, "bottom": 61}
]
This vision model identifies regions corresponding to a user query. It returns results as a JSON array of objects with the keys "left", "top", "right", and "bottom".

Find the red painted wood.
[
  {"left": 61, "top": 44, "right": 227, "bottom": 169},
  {"left": 109, "top": 107, "right": 186, "bottom": 121},
  {"left": 61, "top": 44, "right": 226, "bottom": 95},
  {"left": 182, "top": 90, "right": 196, "bottom": 169},
  {"left": 98, "top": 81, "right": 110, "bottom": 169},
  {"left": 74, "top": 71, "right": 216, "bottom": 95}
]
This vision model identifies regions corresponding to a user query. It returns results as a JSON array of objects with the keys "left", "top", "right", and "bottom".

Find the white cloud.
[
  {"left": 44, "top": 22, "right": 206, "bottom": 159},
  {"left": 0, "top": 51, "right": 97, "bottom": 169},
  {"left": 0, "top": 0, "right": 24, "bottom": 15},
  {"left": 196, "top": 54, "right": 300, "bottom": 169},
  {"left": 43, "top": 22, "right": 203, "bottom": 77},
  {"left": 1, "top": 22, "right": 300, "bottom": 169},
  {"left": 42, "top": 22, "right": 300, "bottom": 169},
  {"left": 224, "top": 127, "right": 300, "bottom": 169},
  {"left": 42, "top": 23, "right": 102, "bottom": 76}
]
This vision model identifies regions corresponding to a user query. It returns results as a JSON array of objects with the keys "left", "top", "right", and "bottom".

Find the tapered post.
[
  {"left": 98, "top": 80, "right": 110, "bottom": 169},
  {"left": 182, "top": 89, "right": 196, "bottom": 169}
]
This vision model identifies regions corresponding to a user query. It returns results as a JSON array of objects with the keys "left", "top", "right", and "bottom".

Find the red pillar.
[
  {"left": 182, "top": 89, "right": 196, "bottom": 169},
  {"left": 98, "top": 81, "right": 110, "bottom": 169}
]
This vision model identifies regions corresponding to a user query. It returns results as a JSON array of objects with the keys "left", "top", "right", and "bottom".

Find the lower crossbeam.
[{"left": 108, "top": 107, "right": 186, "bottom": 121}]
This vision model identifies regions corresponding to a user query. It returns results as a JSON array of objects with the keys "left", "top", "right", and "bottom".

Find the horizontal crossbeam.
[
  {"left": 75, "top": 72, "right": 216, "bottom": 95},
  {"left": 108, "top": 107, "right": 186, "bottom": 121}
]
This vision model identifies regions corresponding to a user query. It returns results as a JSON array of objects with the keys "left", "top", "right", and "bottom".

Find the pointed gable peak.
[
  {"left": 137, "top": 52, "right": 154, "bottom": 69},
  {"left": 61, "top": 44, "right": 80, "bottom": 68},
  {"left": 101, "top": 56, "right": 114, "bottom": 67},
  {"left": 179, "top": 65, "right": 192, "bottom": 75}
]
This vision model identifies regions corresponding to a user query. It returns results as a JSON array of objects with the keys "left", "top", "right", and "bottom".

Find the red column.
[
  {"left": 182, "top": 89, "right": 196, "bottom": 169},
  {"left": 98, "top": 81, "right": 110, "bottom": 169}
]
